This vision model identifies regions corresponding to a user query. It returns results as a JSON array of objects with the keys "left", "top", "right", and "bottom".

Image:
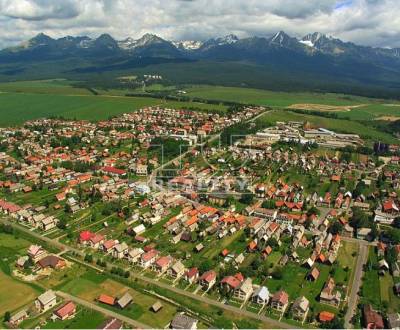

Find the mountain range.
[{"left": 1, "top": 31, "right": 400, "bottom": 97}]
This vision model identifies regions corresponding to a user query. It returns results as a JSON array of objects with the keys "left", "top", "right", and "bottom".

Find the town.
[{"left": 0, "top": 105, "right": 399, "bottom": 330}]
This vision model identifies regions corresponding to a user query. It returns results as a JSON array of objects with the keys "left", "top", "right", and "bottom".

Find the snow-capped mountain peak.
[{"left": 172, "top": 40, "right": 203, "bottom": 50}]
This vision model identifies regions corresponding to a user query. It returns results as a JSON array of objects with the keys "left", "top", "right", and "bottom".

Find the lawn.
[
  {"left": 361, "top": 247, "right": 381, "bottom": 308},
  {"left": 380, "top": 273, "right": 400, "bottom": 313},
  {"left": 58, "top": 268, "right": 178, "bottom": 328},
  {"left": 0, "top": 270, "right": 40, "bottom": 314}
]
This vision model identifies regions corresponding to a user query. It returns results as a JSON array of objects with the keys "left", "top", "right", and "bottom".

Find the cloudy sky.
[{"left": 0, "top": 0, "right": 399, "bottom": 49}]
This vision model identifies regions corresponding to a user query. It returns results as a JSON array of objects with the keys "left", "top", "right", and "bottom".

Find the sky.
[{"left": 0, "top": 0, "right": 400, "bottom": 49}]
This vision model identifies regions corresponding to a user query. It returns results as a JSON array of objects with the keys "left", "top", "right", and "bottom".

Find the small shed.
[{"left": 151, "top": 301, "right": 163, "bottom": 313}]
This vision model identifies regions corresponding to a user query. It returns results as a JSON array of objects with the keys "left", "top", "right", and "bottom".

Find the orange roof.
[
  {"left": 186, "top": 215, "right": 198, "bottom": 226},
  {"left": 248, "top": 241, "right": 257, "bottom": 250},
  {"left": 319, "top": 311, "right": 335, "bottom": 322},
  {"left": 98, "top": 294, "right": 115, "bottom": 306},
  {"left": 221, "top": 249, "right": 229, "bottom": 256}
]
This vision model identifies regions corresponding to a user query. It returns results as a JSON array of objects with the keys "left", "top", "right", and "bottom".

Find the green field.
[
  {"left": 183, "top": 85, "right": 400, "bottom": 120},
  {"left": 184, "top": 85, "right": 373, "bottom": 107},
  {"left": 0, "top": 92, "right": 226, "bottom": 126}
]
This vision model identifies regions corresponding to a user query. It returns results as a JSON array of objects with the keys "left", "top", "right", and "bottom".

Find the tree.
[
  {"left": 393, "top": 217, "right": 400, "bottom": 229},
  {"left": 272, "top": 267, "right": 283, "bottom": 280},
  {"left": 350, "top": 207, "right": 370, "bottom": 230},
  {"left": 84, "top": 254, "right": 93, "bottom": 263},
  {"left": 307, "top": 207, "right": 320, "bottom": 216},
  {"left": 239, "top": 192, "right": 254, "bottom": 205},
  {"left": 267, "top": 237, "right": 279, "bottom": 249},
  {"left": 261, "top": 200, "right": 276, "bottom": 209},
  {"left": 329, "top": 220, "right": 343, "bottom": 235},
  {"left": 385, "top": 228, "right": 400, "bottom": 244},
  {"left": 199, "top": 259, "right": 215, "bottom": 274},
  {"left": 3, "top": 311, "right": 11, "bottom": 322}
]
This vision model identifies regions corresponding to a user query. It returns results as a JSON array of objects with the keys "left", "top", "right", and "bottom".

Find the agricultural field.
[
  {"left": 0, "top": 270, "right": 40, "bottom": 316},
  {"left": 181, "top": 85, "right": 400, "bottom": 120},
  {"left": 0, "top": 234, "right": 42, "bottom": 317},
  {"left": 0, "top": 79, "right": 227, "bottom": 126}
]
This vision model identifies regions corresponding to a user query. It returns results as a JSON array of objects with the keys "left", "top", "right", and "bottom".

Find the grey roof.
[
  {"left": 10, "top": 310, "right": 28, "bottom": 323},
  {"left": 171, "top": 313, "right": 198, "bottom": 329},
  {"left": 171, "top": 260, "right": 185, "bottom": 274},
  {"left": 292, "top": 296, "right": 309, "bottom": 312},
  {"left": 37, "top": 290, "right": 56, "bottom": 305},
  {"left": 117, "top": 292, "right": 133, "bottom": 308}
]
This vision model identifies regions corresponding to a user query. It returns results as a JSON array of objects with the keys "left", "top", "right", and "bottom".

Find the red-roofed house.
[
  {"left": 53, "top": 301, "right": 76, "bottom": 320},
  {"left": 98, "top": 294, "right": 116, "bottom": 306},
  {"left": 271, "top": 290, "right": 289, "bottom": 312},
  {"left": 199, "top": 270, "right": 217, "bottom": 290}
]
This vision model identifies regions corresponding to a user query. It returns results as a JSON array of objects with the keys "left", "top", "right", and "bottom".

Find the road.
[
  {"left": 4, "top": 217, "right": 292, "bottom": 329},
  {"left": 56, "top": 291, "right": 150, "bottom": 329},
  {"left": 344, "top": 241, "right": 369, "bottom": 328}
]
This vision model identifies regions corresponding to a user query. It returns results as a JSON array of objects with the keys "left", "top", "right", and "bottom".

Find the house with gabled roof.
[{"left": 199, "top": 270, "right": 217, "bottom": 290}]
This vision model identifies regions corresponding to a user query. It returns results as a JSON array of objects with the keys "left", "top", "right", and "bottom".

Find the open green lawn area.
[
  {"left": 379, "top": 273, "right": 400, "bottom": 313},
  {"left": 58, "top": 268, "right": 178, "bottom": 328},
  {"left": 361, "top": 247, "right": 381, "bottom": 308},
  {"left": 257, "top": 109, "right": 396, "bottom": 144},
  {"left": 0, "top": 232, "right": 33, "bottom": 276}
]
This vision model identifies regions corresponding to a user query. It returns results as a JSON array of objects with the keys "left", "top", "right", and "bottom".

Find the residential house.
[
  {"left": 154, "top": 256, "right": 173, "bottom": 274},
  {"left": 270, "top": 290, "right": 289, "bottom": 313},
  {"left": 35, "top": 290, "right": 57, "bottom": 312},
  {"left": 53, "top": 301, "right": 76, "bottom": 321},
  {"left": 291, "top": 296, "right": 310, "bottom": 321},
  {"left": 127, "top": 248, "right": 144, "bottom": 264},
  {"left": 140, "top": 249, "right": 159, "bottom": 268},
  {"left": 320, "top": 277, "right": 341, "bottom": 307},
  {"left": 199, "top": 270, "right": 217, "bottom": 290},
  {"left": 233, "top": 278, "right": 253, "bottom": 301},
  {"left": 184, "top": 267, "right": 199, "bottom": 284},
  {"left": 168, "top": 260, "right": 186, "bottom": 279},
  {"left": 9, "top": 310, "right": 28, "bottom": 326},
  {"left": 112, "top": 242, "right": 129, "bottom": 259},
  {"left": 252, "top": 286, "right": 270, "bottom": 305},
  {"left": 37, "top": 255, "right": 66, "bottom": 270},
  {"left": 28, "top": 245, "right": 47, "bottom": 263},
  {"left": 98, "top": 294, "right": 116, "bottom": 306}
]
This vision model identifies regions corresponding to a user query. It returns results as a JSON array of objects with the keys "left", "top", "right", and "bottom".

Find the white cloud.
[{"left": 0, "top": 0, "right": 399, "bottom": 48}]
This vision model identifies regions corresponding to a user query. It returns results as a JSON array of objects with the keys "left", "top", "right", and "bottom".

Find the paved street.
[{"left": 344, "top": 241, "right": 369, "bottom": 328}]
